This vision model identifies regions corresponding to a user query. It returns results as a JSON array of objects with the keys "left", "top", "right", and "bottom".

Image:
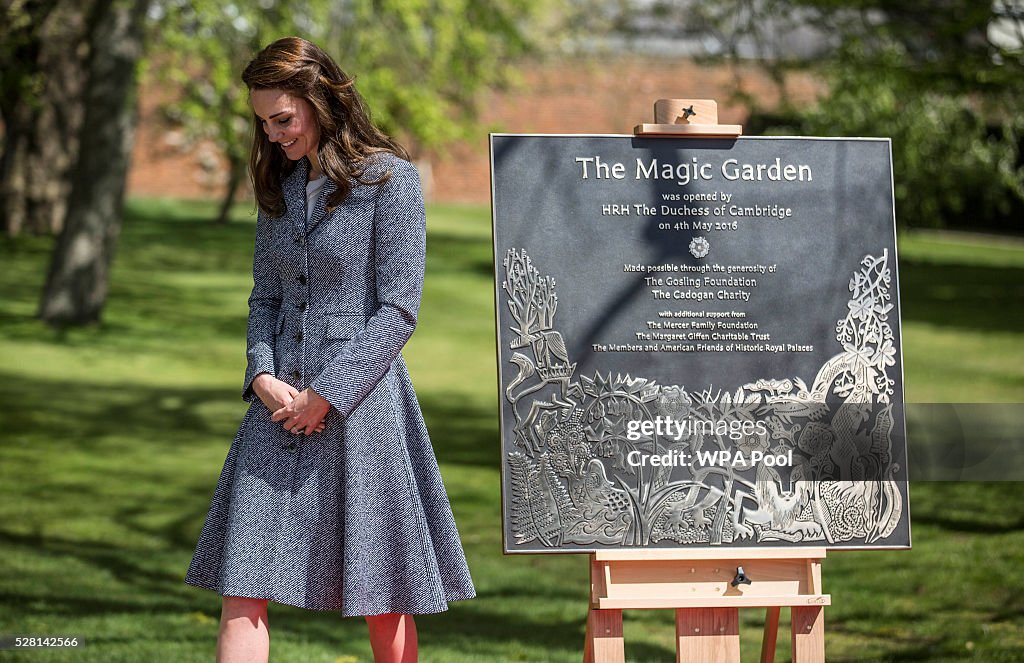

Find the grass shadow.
[{"left": 898, "top": 258, "right": 1024, "bottom": 335}]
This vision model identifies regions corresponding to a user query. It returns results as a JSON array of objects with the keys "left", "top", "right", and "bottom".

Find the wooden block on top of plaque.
[{"left": 634, "top": 99, "right": 743, "bottom": 138}]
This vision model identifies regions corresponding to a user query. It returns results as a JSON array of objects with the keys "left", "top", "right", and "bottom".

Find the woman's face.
[{"left": 250, "top": 88, "right": 320, "bottom": 164}]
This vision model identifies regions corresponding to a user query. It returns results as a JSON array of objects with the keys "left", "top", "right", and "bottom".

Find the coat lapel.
[
  {"left": 282, "top": 156, "right": 309, "bottom": 236},
  {"left": 282, "top": 156, "right": 337, "bottom": 236}
]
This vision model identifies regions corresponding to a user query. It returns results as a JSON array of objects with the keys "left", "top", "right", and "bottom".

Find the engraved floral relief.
[
  {"left": 502, "top": 248, "right": 904, "bottom": 548},
  {"left": 689, "top": 236, "right": 710, "bottom": 259}
]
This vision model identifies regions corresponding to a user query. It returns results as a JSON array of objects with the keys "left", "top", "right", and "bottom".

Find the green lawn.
[{"left": 0, "top": 201, "right": 1021, "bottom": 662}]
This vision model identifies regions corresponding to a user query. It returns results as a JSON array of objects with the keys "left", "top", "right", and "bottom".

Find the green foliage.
[
  {"left": 760, "top": 2, "right": 1024, "bottom": 231},
  {"left": 593, "top": 1, "right": 1024, "bottom": 231},
  {"left": 794, "top": 45, "right": 1024, "bottom": 230},
  {"left": 324, "top": 0, "right": 535, "bottom": 149},
  {"left": 792, "top": 1, "right": 1024, "bottom": 230},
  {"left": 147, "top": 0, "right": 539, "bottom": 176},
  {"left": 0, "top": 0, "right": 50, "bottom": 115},
  {"left": 149, "top": 0, "right": 278, "bottom": 170},
  {"left": 792, "top": 0, "right": 1024, "bottom": 101}
]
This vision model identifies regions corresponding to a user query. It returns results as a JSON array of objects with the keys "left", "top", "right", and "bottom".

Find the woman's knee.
[
  {"left": 221, "top": 596, "right": 269, "bottom": 619},
  {"left": 365, "top": 613, "right": 412, "bottom": 630}
]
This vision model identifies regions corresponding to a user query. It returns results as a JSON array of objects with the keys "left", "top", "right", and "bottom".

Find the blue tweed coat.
[{"left": 184, "top": 154, "right": 475, "bottom": 616}]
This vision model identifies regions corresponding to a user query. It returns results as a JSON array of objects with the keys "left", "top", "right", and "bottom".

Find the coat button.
[
  {"left": 297, "top": 301, "right": 306, "bottom": 311},
  {"left": 298, "top": 274, "right": 306, "bottom": 284},
  {"left": 286, "top": 441, "right": 297, "bottom": 451},
  {"left": 291, "top": 369, "right": 300, "bottom": 380},
  {"left": 294, "top": 331, "right": 303, "bottom": 342}
]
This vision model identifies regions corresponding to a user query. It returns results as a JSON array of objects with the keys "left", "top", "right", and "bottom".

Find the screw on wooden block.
[{"left": 694, "top": 628, "right": 700, "bottom": 633}]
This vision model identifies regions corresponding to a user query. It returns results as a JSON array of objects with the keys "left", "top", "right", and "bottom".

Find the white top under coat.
[{"left": 305, "top": 175, "right": 328, "bottom": 223}]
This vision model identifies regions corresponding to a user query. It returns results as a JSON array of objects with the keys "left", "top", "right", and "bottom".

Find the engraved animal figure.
[
  {"left": 798, "top": 347, "right": 899, "bottom": 542},
  {"left": 505, "top": 352, "right": 540, "bottom": 452},
  {"left": 732, "top": 464, "right": 822, "bottom": 541},
  {"left": 504, "top": 350, "right": 576, "bottom": 454},
  {"left": 508, "top": 329, "right": 575, "bottom": 399},
  {"left": 778, "top": 255, "right": 903, "bottom": 544},
  {"left": 530, "top": 330, "right": 571, "bottom": 380},
  {"left": 561, "top": 459, "right": 632, "bottom": 545},
  {"left": 648, "top": 482, "right": 725, "bottom": 545}
]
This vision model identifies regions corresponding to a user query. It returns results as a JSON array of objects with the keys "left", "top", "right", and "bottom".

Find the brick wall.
[{"left": 127, "top": 56, "right": 820, "bottom": 205}]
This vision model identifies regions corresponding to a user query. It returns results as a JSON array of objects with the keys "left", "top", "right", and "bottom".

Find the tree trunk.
[
  {"left": 215, "top": 155, "right": 246, "bottom": 225},
  {"left": 38, "top": 0, "right": 149, "bottom": 326},
  {"left": 0, "top": 0, "right": 89, "bottom": 237}
]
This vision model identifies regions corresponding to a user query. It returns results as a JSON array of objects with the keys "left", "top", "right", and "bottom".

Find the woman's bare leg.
[
  {"left": 365, "top": 613, "right": 417, "bottom": 663},
  {"left": 217, "top": 596, "right": 269, "bottom": 663}
]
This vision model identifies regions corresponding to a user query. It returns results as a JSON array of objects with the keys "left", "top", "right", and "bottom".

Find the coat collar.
[{"left": 282, "top": 156, "right": 337, "bottom": 235}]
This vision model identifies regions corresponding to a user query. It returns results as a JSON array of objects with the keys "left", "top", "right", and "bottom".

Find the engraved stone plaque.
[{"left": 491, "top": 135, "right": 911, "bottom": 552}]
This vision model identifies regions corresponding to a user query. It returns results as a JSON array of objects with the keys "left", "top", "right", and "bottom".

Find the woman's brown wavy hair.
[{"left": 242, "top": 36, "right": 409, "bottom": 217}]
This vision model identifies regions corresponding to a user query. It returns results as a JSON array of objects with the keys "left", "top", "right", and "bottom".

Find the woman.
[{"left": 184, "top": 37, "right": 475, "bottom": 663}]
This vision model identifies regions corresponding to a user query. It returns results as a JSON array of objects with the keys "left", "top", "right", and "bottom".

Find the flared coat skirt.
[{"left": 184, "top": 357, "right": 476, "bottom": 616}]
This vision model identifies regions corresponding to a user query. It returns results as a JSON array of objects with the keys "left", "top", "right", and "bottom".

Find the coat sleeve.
[
  {"left": 310, "top": 158, "right": 425, "bottom": 418},
  {"left": 242, "top": 208, "right": 283, "bottom": 402}
]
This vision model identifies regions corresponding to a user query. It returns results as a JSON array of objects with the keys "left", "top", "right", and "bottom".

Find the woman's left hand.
[{"left": 271, "top": 388, "right": 332, "bottom": 435}]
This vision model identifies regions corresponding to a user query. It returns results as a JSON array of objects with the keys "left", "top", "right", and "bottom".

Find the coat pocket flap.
[{"left": 325, "top": 314, "right": 363, "bottom": 341}]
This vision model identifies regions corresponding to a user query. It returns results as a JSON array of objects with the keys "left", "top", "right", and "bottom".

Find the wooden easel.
[
  {"left": 583, "top": 548, "right": 828, "bottom": 663},
  {"left": 582, "top": 101, "right": 824, "bottom": 663}
]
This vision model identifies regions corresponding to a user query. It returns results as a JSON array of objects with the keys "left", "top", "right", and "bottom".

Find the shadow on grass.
[
  {"left": 417, "top": 606, "right": 675, "bottom": 662},
  {"left": 911, "top": 509, "right": 1024, "bottom": 535},
  {"left": 0, "top": 529, "right": 206, "bottom": 612},
  {"left": 899, "top": 258, "right": 1024, "bottom": 335},
  {"left": 0, "top": 370, "right": 501, "bottom": 474},
  {"left": 417, "top": 391, "right": 499, "bottom": 469},
  {"left": 909, "top": 482, "right": 1024, "bottom": 534},
  {"left": 0, "top": 371, "right": 240, "bottom": 444}
]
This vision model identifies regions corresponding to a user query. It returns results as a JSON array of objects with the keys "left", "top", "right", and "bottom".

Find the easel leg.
[
  {"left": 791, "top": 606, "right": 825, "bottom": 663},
  {"left": 760, "top": 606, "right": 781, "bottom": 663},
  {"left": 583, "top": 609, "right": 624, "bottom": 663},
  {"left": 675, "top": 608, "right": 740, "bottom": 663}
]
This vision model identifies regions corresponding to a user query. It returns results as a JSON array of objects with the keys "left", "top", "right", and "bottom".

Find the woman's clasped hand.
[{"left": 252, "top": 372, "right": 330, "bottom": 434}]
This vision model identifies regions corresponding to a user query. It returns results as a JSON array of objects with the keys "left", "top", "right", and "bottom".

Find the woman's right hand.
[
  {"left": 252, "top": 373, "right": 326, "bottom": 432},
  {"left": 253, "top": 372, "right": 297, "bottom": 411}
]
